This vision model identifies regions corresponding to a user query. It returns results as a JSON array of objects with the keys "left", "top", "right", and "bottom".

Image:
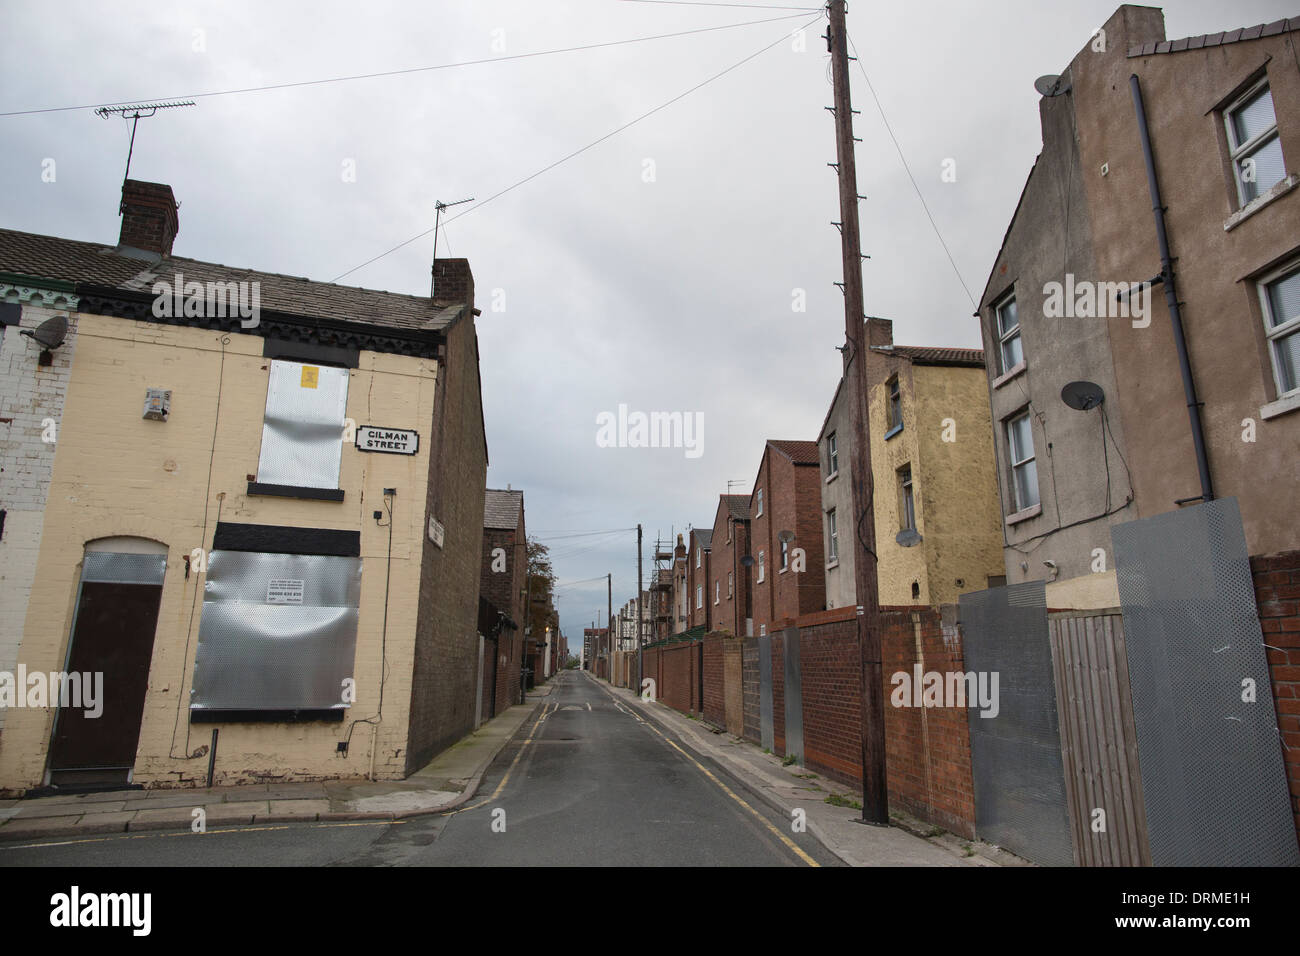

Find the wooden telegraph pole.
[{"left": 828, "top": 0, "right": 888, "bottom": 825}]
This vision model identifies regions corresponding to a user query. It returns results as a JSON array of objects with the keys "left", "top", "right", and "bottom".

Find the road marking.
[
  {"left": 0, "top": 819, "right": 402, "bottom": 851},
  {"left": 591, "top": 679, "right": 819, "bottom": 867},
  {"left": 452, "top": 699, "right": 553, "bottom": 815}
]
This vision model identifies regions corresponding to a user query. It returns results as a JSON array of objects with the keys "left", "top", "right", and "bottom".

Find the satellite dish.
[
  {"left": 777, "top": 529, "right": 795, "bottom": 544},
  {"left": 1061, "top": 380, "right": 1105, "bottom": 411},
  {"left": 1034, "top": 74, "right": 1071, "bottom": 97},
  {"left": 21, "top": 315, "right": 68, "bottom": 350},
  {"left": 896, "top": 529, "right": 922, "bottom": 548},
  {"left": 740, "top": 555, "right": 755, "bottom": 568}
]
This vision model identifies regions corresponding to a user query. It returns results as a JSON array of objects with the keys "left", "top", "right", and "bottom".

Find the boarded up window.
[
  {"left": 256, "top": 360, "right": 349, "bottom": 489},
  {"left": 191, "top": 550, "right": 361, "bottom": 713}
]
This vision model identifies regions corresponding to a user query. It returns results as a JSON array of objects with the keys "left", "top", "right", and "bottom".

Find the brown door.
[{"left": 49, "top": 580, "right": 163, "bottom": 783}]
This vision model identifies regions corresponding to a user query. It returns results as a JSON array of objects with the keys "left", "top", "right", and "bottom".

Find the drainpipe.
[{"left": 1129, "top": 74, "right": 1215, "bottom": 504}]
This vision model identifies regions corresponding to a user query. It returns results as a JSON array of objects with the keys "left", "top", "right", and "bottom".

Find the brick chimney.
[
  {"left": 867, "top": 317, "right": 893, "bottom": 348},
  {"left": 119, "top": 180, "right": 179, "bottom": 256},
  {"left": 431, "top": 258, "right": 474, "bottom": 306}
]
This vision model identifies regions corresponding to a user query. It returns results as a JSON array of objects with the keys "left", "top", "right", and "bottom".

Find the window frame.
[
  {"left": 1225, "top": 77, "right": 1286, "bottom": 207},
  {"left": 994, "top": 292, "right": 1022, "bottom": 375},
  {"left": 826, "top": 508, "right": 838, "bottom": 562},
  {"left": 1006, "top": 410, "right": 1040, "bottom": 512},
  {"left": 755, "top": 488, "right": 764, "bottom": 518},
  {"left": 757, "top": 550, "right": 765, "bottom": 583},
  {"left": 695, "top": 584, "right": 703, "bottom": 610},
  {"left": 899, "top": 465, "right": 916, "bottom": 532},
  {"left": 826, "top": 432, "right": 839, "bottom": 478},
  {"left": 886, "top": 376, "right": 902, "bottom": 432},
  {"left": 780, "top": 538, "right": 789, "bottom": 571},
  {"left": 728, "top": 570, "right": 734, "bottom": 598},
  {"left": 1258, "top": 256, "right": 1300, "bottom": 399}
]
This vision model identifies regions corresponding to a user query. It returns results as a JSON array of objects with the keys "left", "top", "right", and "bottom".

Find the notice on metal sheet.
[
  {"left": 355, "top": 426, "right": 419, "bottom": 455},
  {"left": 266, "top": 579, "right": 305, "bottom": 605},
  {"left": 300, "top": 365, "right": 319, "bottom": 389}
]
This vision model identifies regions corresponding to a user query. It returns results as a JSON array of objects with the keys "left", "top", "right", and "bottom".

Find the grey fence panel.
[
  {"left": 960, "top": 581, "right": 1074, "bottom": 866},
  {"left": 1113, "top": 497, "right": 1300, "bottom": 867},
  {"left": 783, "top": 626, "right": 803, "bottom": 766},
  {"left": 759, "top": 633, "right": 773, "bottom": 753}
]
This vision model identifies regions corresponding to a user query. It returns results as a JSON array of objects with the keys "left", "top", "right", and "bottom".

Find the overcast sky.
[{"left": 1, "top": 0, "right": 1291, "bottom": 641}]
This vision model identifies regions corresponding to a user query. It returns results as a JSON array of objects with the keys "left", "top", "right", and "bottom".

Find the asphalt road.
[{"left": 0, "top": 671, "right": 839, "bottom": 867}]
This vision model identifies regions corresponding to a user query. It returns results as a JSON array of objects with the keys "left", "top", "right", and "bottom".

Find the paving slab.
[
  {"left": 129, "top": 807, "right": 200, "bottom": 831},
  {"left": 260, "top": 799, "right": 331, "bottom": 822}
]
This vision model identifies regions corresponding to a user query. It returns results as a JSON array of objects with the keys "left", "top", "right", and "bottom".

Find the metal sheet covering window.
[
  {"left": 256, "top": 360, "right": 349, "bottom": 489},
  {"left": 191, "top": 550, "right": 361, "bottom": 712}
]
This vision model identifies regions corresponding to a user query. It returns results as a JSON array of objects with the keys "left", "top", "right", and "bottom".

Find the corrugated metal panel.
[
  {"left": 255, "top": 360, "right": 349, "bottom": 489},
  {"left": 783, "top": 626, "right": 803, "bottom": 766},
  {"left": 80, "top": 551, "right": 167, "bottom": 585},
  {"left": 759, "top": 634, "right": 774, "bottom": 752},
  {"left": 1050, "top": 612, "right": 1150, "bottom": 866}
]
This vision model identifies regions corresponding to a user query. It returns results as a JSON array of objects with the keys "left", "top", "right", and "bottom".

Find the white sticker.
[{"left": 267, "top": 579, "right": 305, "bottom": 605}]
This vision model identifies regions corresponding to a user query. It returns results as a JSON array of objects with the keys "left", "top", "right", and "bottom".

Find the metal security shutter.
[{"left": 256, "top": 360, "right": 349, "bottom": 490}]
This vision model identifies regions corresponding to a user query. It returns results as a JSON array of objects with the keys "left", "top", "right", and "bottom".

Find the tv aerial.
[
  {"left": 94, "top": 100, "right": 196, "bottom": 191},
  {"left": 430, "top": 197, "right": 474, "bottom": 298}
]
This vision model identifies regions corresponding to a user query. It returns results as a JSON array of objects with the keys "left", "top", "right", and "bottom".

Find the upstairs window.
[
  {"left": 714, "top": 580, "right": 720, "bottom": 605},
  {"left": 827, "top": 509, "right": 838, "bottom": 562},
  {"left": 899, "top": 465, "right": 916, "bottom": 532},
  {"left": 1226, "top": 80, "right": 1286, "bottom": 205},
  {"left": 886, "top": 376, "right": 902, "bottom": 433},
  {"left": 780, "top": 539, "right": 789, "bottom": 570},
  {"left": 995, "top": 294, "right": 1022, "bottom": 374},
  {"left": 696, "top": 547, "right": 701, "bottom": 568},
  {"left": 1007, "top": 411, "right": 1040, "bottom": 512},
  {"left": 696, "top": 585, "right": 702, "bottom": 609},
  {"left": 255, "top": 360, "right": 349, "bottom": 493},
  {"left": 1259, "top": 259, "right": 1300, "bottom": 397},
  {"left": 757, "top": 550, "right": 765, "bottom": 583},
  {"left": 728, "top": 570, "right": 734, "bottom": 598},
  {"left": 826, "top": 432, "right": 839, "bottom": 477},
  {"left": 755, "top": 488, "right": 764, "bottom": 518}
]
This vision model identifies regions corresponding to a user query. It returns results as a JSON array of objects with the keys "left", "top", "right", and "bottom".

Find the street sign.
[{"left": 355, "top": 426, "right": 419, "bottom": 455}]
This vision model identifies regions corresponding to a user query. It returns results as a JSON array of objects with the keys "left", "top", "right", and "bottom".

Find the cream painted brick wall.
[
  {"left": 0, "top": 306, "right": 77, "bottom": 732},
  {"left": 0, "top": 312, "right": 437, "bottom": 792}
]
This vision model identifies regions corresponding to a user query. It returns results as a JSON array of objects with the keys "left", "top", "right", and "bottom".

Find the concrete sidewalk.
[
  {"left": 586, "top": 672, "right": 1028, "bottom": 867},
  {"left": 0, "top": 681, "right": 557, "bottom": 844}
]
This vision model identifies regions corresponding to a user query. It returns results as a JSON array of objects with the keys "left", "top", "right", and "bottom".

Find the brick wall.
[
  {"left": 709, "top": 505, "right": 750, "bottom": 637},
  {"left": 796, "top": 605, "right": 976, "bottom": 838},
  {"left": 742, "top": 637, "right": 759, "bottom": 743},
  {"left": 1252, "top": 550, "right": 1300, "bottom": 844},
  {"left": 723, "top": 637, "right": 743, "bottom": 736},
  {"left": 702, "top": 632, "right": 725, "bottom": 728},
  {"left": 751, "top": 446, "right": 826, "bottom": 636}
]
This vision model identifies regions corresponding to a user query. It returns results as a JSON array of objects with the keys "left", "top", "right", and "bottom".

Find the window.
[
  {"left": 757, "top": 550, "right": 765, "bottom": 583},
  {"left": 1007, "top": 411, "right": 1040, "bottom": 511},
  {"left": 1259, "top": 260, "right": 1300, "bottom": 397},
  {"left": 827, "top": 509, "right": 838, "bottom": 562},
  {"left": 780, "top": 539, "right": 789, "bottom": 570},
  {"left": 728, "top": 571, "right": 734, "bottom": 598},
  {"left": 696, "top": 547, "right": 701, "bottom": 568},
  {"left": 755, "top": 488, "right": 764, "bottom": 517},
  {"left": 714, "top": 580, "right": 720, "bottom": 605},
  {"left": 826, "top": 432, "right": 839, "bottom": 477},
  {"left": 696, "top": 585, "right": 702, "bottom": 609},
  {"left": 760, "top": 624, "right": 767, "bottom": 637},
  {"left": 995, "top": 294, "right": 1022, "bottom": 374},
  {"left": 1226, "top": 80, "right": 1287, "bottom": 205},
  {"left": 899, "top": 465, "right": 916, "bottom": 532},
  {"left": 255, "top": 360, "right": 349, "bottom": 493},
  {"left": 886, "top": 376, "right": 902, "bottom": 432}
]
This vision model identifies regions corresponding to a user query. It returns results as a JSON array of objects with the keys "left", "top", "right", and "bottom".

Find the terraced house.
[{"left": 0, "top": 178, "right": 488, "bottom": 794}]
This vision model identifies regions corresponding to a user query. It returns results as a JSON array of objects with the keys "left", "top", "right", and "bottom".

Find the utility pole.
[
  {"left": 637, "top": 524, "right": 644, "bottom": 694},
  {"left": 828, "top": 0, "right": 888, "bottom": 826},
  {"left": 607, "top": 573, "right": 613, "bottom": 672}
]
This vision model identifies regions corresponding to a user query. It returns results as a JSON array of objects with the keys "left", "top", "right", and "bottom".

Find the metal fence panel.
[
  {"left": 759, "top": 633, "right": 773, "bottom": 753},
  {"left": 783, "top": 626, "right": 803, "bottom": 766},
  {"left": 1113, "top": 498, "right": 1300, "bottom": 867},
  {"left": 960, "top": 581, "right": 1074, "bottom": 866}
]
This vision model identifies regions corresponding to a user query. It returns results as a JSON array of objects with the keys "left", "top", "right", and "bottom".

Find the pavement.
[
  {"left": 585, "top": 672, "right": 1030, "bottom": 867},
  {"left": 0, "top": 682, "right": 556, "bottom": 844}
]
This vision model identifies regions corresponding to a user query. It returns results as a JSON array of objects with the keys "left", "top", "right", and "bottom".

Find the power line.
[
  {"left": 620, "top": 1, "right": 820, "bottom": 9},
  {"left": 0, "top": 14, "right": 812, "bottom": 118},
  {"left": 845, "top": 30, "right": 977, "bottom": 309},
  {"left": 332, "top": 11, "right": 824, "bottom": 282}
]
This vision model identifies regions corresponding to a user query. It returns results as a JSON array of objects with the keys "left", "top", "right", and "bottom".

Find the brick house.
[
  {"left": 480, "top": 488, "right": 526, "bottom": 721},
  {"left": 748, "top": 440, "right": 826, "bottom": 637},
  {"left": 0, "top": 179, "right": 488, "bottom": 794},
  {"left": 708, "top": 494, "right": 752, "bottom": 637},
  {"left": 818, "top": 318, "right": 1005, "bottom": 608},
  {"left": 686, "top": 527, "right": 713, "bottom": 632}
]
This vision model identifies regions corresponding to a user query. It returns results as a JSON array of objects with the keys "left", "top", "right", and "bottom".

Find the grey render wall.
[
  {"left": 818, "top": 378, "right": 855, "bottom": 610},
  {"left": 978, "top": 73, "right": 1136, "bottom": 597}
]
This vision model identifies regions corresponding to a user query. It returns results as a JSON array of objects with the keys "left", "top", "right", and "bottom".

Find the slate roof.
[
  {"left": 874, "top": 345, "right": 985, "bottom": 368},
  {"left": 691, "top": 528, "right": 714, "bottom": 550},
  {"left": 1128, "top": 17, "right": 1299, "bottom": 57},
  {"left": 0, "top": 227, "right": 463, "bottom": 333},
  {"left": 768, "top": 439, "right": 820, "bottom": 466},
  {"left": 721, "top": 494, "right": 751, "bottom": 521},
  {"left": 484, "top": 489, "right": 524, "bottom": 530}
]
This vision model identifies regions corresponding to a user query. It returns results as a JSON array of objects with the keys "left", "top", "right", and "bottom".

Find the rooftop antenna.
[
  {"left": 726, "top": 479, "right": 747, "bottom": 496},
  {"left": 94, "top": 100, "right": 196, "bottom": 197},
  {"left": 430, "top": 197, "right": 474, "bottom": 298}
]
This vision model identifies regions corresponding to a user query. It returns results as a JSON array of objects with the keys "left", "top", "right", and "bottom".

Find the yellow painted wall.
[{"left": 0, "top": 312, "right": 437, "bottom": 792}]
